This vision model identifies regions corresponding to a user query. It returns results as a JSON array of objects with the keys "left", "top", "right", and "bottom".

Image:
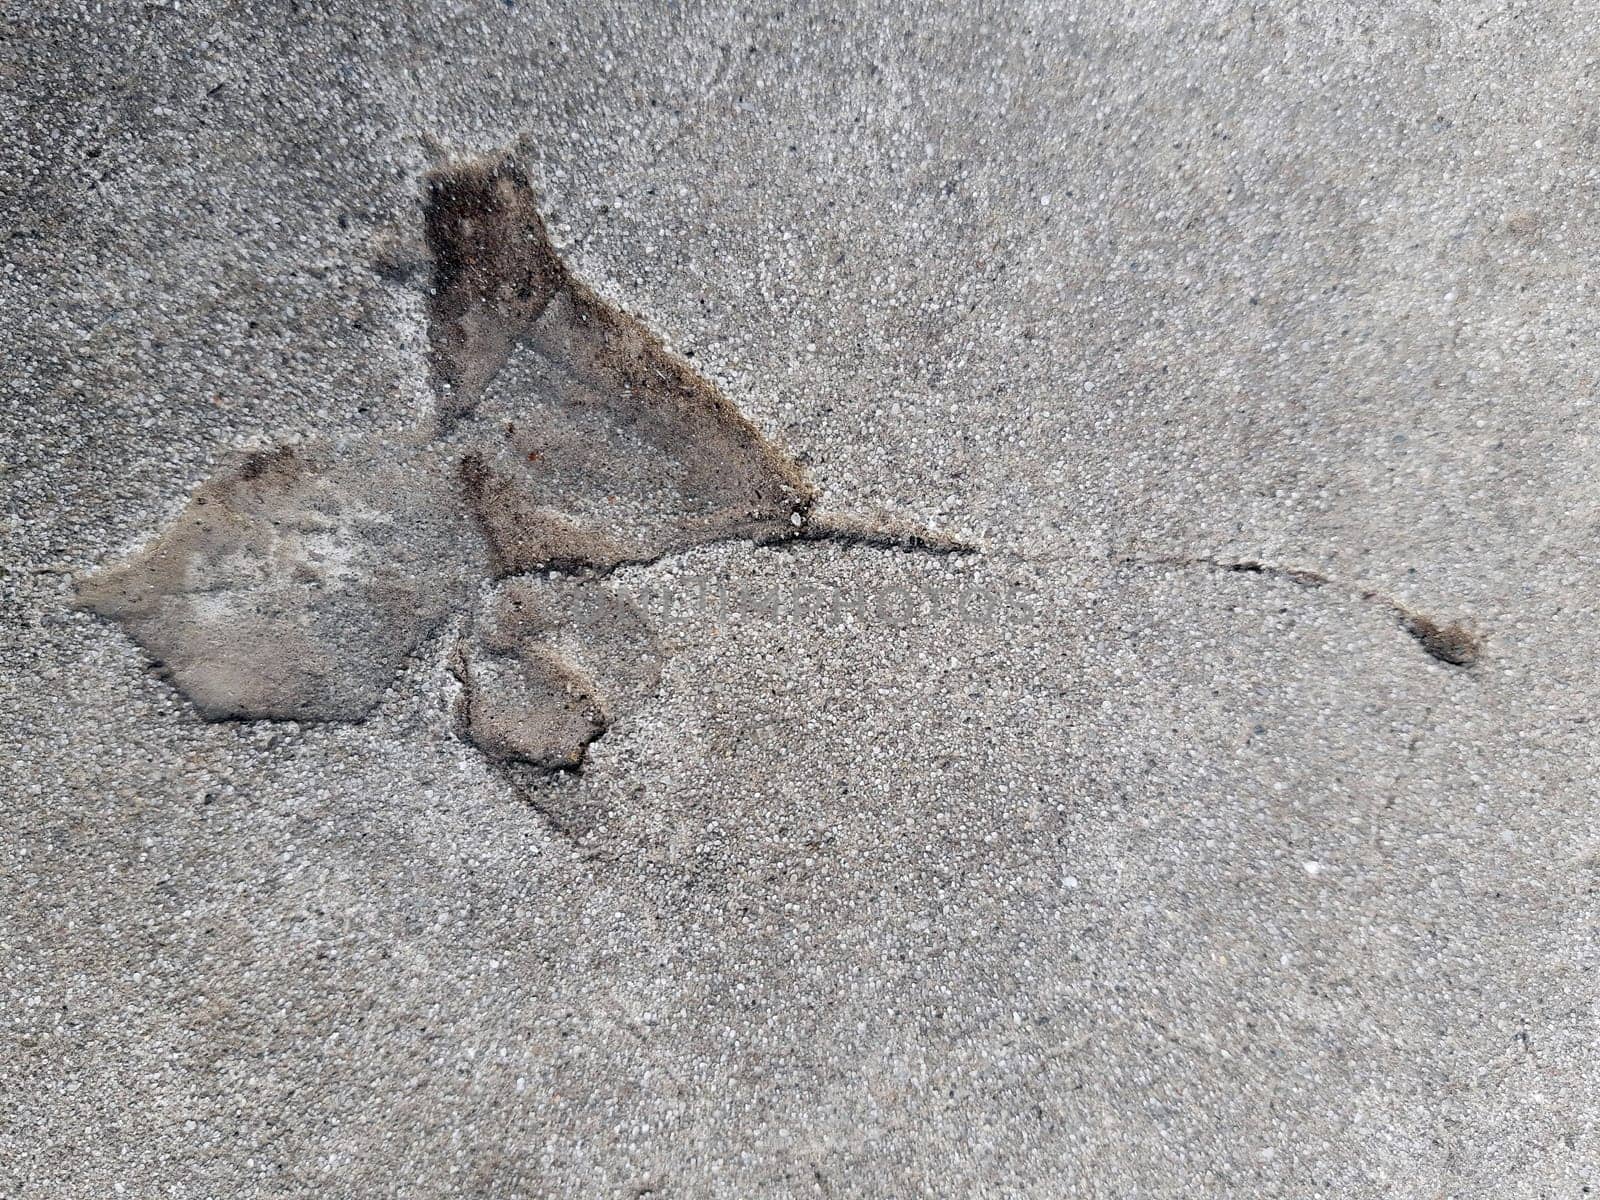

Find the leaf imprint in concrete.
[{"left": 75, "top": 150, "right": 968, "bottom": 772}]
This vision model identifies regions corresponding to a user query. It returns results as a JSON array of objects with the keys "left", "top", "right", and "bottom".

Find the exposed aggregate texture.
[{"left": 4, "top": 2, "right": 1599, "bottom": 1198}]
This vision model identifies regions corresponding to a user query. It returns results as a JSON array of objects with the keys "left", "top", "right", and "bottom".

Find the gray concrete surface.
[{"left": 4, "top": 1, "right": 1598, "bottom": 1196}]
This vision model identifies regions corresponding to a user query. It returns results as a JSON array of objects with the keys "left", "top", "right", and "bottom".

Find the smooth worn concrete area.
[{"left": 4, "top": 2, "right": 1598, "bottom": 1197}]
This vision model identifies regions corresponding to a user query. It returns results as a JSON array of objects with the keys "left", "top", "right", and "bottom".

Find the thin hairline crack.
[{"left": 1120, "top": 552, "right": 1483, "bottom": 668}]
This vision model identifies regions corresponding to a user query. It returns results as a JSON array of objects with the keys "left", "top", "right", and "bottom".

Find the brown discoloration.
[
  {"left": 458, "top": 450, "right": 632, "bottom": 576},
  {"left": 236, "top": 444, "right": 299, "bottom": 482},
  {"left": 790, "top": 511, "right": 977, "bottom": 555},
  {"left": 423, "top": 156, "right": 567, "bottom": 425},
  {"left": 531, "top": 280, "right": 814, "bottom": 517},
  {"left": 452, "top": 639, "right": 608, "bottom": 770},
  {"left": 452, "top": 576, "right": 663, "bottom": 775},
  {"left": 1504, "top": 209, "right": 1544, "bottom": 239},
  {"left": 1401, "top": 614, "right": 1482, "bottom": 667},
  {"left": 431, "top": 168, "right": 817, "bottom": 573}
]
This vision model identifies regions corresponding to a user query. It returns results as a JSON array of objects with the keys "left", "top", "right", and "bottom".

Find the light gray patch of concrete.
[
  {"left": 72, "top": 436, "right": 483, "bottom": 720},
  {"left": 5, "top": 1, "right": 1599, "bottom": 1198}
]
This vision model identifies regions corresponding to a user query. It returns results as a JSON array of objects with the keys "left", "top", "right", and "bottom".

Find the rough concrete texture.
[
  {"left": 453, "top": 575, "right": 663, "bottom": 775},
  {"left": 3, "top": 2, "right": 1597, "bottom": 1197},
  {"left": 71, "top": 150, "right": 892, "bottom": 759}
]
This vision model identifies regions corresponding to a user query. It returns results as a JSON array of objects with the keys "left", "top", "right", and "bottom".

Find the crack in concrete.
[{"left": 1123, "top": 553, "right": 1483, "bottom": 668}]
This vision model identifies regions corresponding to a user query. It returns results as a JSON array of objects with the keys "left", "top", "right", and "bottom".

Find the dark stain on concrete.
[{"left": 73, "top": 148, "right": 968, "bottom": 785}]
